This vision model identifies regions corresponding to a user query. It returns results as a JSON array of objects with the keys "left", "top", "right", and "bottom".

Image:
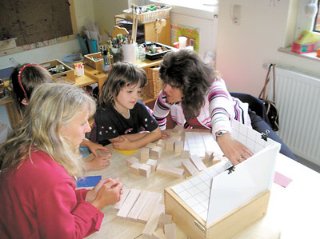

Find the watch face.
[{"left": 216, "top": 130, "right": 227, "bottom": 136}]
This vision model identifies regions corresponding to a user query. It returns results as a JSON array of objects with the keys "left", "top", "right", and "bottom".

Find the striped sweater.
[{"left": 152, "top": 79, "right": 252, "bottom": 136}]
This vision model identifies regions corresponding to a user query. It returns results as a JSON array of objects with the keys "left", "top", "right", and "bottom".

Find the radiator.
[{"left": 274, "top": 66, "right": 320, "bottom": 165}]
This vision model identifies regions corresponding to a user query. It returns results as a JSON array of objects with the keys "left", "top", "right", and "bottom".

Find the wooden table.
[
  {"left": 85, "top": 137, "right": 320, "bottom": 239},
  {"left": 0, "top": 96, "right": 21, "bottom": 129}
]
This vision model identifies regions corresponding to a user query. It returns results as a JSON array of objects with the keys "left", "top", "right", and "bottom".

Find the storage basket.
[
  {"left": 84, "top": 52, "right": 104, "bottom": 72},
  {"left": 123, "top": 5, "right": 172, "bottom": 23},
  {"left": 40, "top": 59, "right": 75, "bottom": 81}
]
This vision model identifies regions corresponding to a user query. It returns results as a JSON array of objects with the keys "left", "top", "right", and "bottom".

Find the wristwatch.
[{"left": 215, "top": 130, "right": 229, "bottom": 137}]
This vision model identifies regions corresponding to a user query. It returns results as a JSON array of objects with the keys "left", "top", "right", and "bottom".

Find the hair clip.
[
  {"left": 227, "top": 165, "right": 235, "bottom": 174},
  {"left": 17, "top": 64, "right": 34, "bottom": 100},
  {"left": 261, "top": 129, "right": 270, "bottom": 141}
]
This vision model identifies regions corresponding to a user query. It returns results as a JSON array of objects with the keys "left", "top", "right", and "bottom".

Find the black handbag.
[{"left": 259, "top": 64, "right": 279, "bottom": 131}]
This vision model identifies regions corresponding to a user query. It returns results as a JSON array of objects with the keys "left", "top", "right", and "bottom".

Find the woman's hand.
[
  {"left": 87, "top": 178, "right": 123, "bottom": 210},
  {"left": 216, "top": 132, "right": 253, "bottom": 165}
]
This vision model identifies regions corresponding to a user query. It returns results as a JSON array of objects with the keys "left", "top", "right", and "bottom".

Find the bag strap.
[
  {"left": 271, "top": 63, "right": 276, "bottom": 102},
  {"left": 259, "top": 63, "right": 276, "bottom": 101}
]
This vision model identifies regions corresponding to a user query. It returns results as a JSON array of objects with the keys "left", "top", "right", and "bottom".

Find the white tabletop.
[{"left": 85, "top": 146, "right": 320, "bottom": 239}]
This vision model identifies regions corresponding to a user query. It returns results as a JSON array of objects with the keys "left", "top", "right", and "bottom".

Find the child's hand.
[
  {"left": 84, "top": 140, "right": 109, "bottom": 157},
  {"left": 161, "top": 130, "right": 170, "bottom": 139},
  {"left": 111, "top": 136, "right": 135, "bottom": 150},
  {"left": 84, "top": 154, "right": 111, "bottom": 172}
]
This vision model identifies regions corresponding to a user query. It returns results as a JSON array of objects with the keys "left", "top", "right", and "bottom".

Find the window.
[{"left": 313, "top": 1, "right": 320, "bottom": 32}]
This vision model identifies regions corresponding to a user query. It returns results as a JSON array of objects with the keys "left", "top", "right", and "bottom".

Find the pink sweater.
[
  {"left": 153, "top": 79, "right": 252, "bottom": 135},
  {"left": 0, "top": 150, "right": 103, "bottom": 239}
]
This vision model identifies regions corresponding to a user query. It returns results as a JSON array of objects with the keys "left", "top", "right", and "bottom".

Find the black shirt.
[{"left": 94, "top": 101, "right": 159, "bottom": 145}]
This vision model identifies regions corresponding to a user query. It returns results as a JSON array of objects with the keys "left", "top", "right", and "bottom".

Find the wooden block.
[
  {"left": 117, "top": 188, "right": 141, "bottom": 218},
  {"left": 164, "top": 223, "right": 176, "bottom": 239},
  {"left": 156, "top": 164, "right": 184, "bottom": 178},
  {"left": 146, "top": 159, "right": 158, "bottom": 172},
  {"left": 158, "top": 213, "right": 173, "bottom": 228},
  {"left": 189, "top": 155, "right": 207, "bottom": 171},
  {"left": 172, "top": 125, "right": 184, "bottom": 135},
  {"left": 140, "top": 147, "right": 150, "bottom": 162},
  {"left": 181, "top": 150, "right": 190, "bottom": 158},
  {"left": 114, "top": 187, "right": 130, "bottom": 210},
  {"left": 157, "top": 139, "right": 165, "bottom": 146},
  {"left": 126, "top": 156, "right": 139, "bottom": 166},
  {"left": 181, "top": 159, "right": 199, "bottom": 177},
  {"left": 152, "top": 229, "right": 166, "bottom": 239},
  {"left": 170, "top": 135, "right": 182, "bottom": 141},
  {"left": 150, "top": 146, "right": 163, "bottom": 159},
  {"left": 127, "top": 191, "right": 151, "bottom": 220},
  {"left": 174, "top": 141, "right": 183, "bottom": 154},
  {"left": 146, "top": 143, "right": 157, "bottom": 149},
  {"left": 130, "top": 162, "right": 143, "bottom": 174},
  {"left": 165, "top": 139, "right": 175, "bottom": 152},
  {"left": 143, "top": 204, "right": 165, "bottom": 236},
  {"left": 138, "top": 192, "right": 163, "bottom": 222},
  {"left": 139, "top": 163, "right": 152, "bottom": 177}
]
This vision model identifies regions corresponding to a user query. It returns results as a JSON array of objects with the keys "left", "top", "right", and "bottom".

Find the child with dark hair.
[
  {"left": 94, "top": 62, "right": 161, "bottom": 150},
  {"left": 10, "top": 63, "right": 111, "bottom": 171},
  {"left": 10, "top": 63, "right": 52, "bottom": 111}
]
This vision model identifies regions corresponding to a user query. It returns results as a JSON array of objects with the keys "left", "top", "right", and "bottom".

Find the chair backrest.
[
  {"left": 112, "top": 26, "right": 129, "bottom": 38},
  {"left": 230, "top": 92, "right": 265, "bottom": 119}
]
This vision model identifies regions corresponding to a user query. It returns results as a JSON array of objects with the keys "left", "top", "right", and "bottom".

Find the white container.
[
  {"left": 122, "top": 43, "right": 137, "bottom": 63},
  {"left": 178, "top": 36, "right": 187, "bottom": 49}
]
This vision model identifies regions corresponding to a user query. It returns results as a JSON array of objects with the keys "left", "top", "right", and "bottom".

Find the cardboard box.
[
  {"left": 84, "top": 52, "right": 104, "bottom": 72},
  {"left": 165, "top": 189, "right": 270, "bottom": 239},
  {"left": 164, "top": 121, "right": 280, "bottom": 239},
  {"left": 40, "top": 59, "right": 75, "bottom": 81}
]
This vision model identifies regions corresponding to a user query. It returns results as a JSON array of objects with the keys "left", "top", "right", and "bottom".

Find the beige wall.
[{"left": 93, "top": 0, "right": 128, "bottom": 36}]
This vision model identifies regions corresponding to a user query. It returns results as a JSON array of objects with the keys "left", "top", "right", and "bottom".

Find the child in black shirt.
[{"left": 94, "top": 62, "right": 161, "bottom": 150}]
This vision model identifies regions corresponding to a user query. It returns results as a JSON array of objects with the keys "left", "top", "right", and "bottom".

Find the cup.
[
  {"left": 178, "top": 36, "right": 187, "bottom": 49},
  {"left": 122, "top": 43, "right": 136, "bottom": 63}
]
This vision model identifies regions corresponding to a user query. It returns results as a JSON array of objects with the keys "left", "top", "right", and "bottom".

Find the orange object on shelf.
[{"left": 317, "top": 48, "right": 320, "bottom": 58}]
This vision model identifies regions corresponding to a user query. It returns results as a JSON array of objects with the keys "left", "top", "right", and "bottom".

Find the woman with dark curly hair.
[{"left": 152, "top": 49, "right": 296, "bottom": 165}]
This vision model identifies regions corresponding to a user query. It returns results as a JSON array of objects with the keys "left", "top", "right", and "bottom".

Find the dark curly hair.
[{"left": 159, "top": 49, "right": 217, "bottom": 118}]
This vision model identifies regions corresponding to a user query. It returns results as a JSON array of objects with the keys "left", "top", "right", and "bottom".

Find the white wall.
[{"left": 216, "top": 0, "right": 320, "bottom": 95}]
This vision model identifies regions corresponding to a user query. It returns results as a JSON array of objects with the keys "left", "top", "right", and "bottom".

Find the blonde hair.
[{"left": 0, "top": 83, "right": 96, "bottom": 177}]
